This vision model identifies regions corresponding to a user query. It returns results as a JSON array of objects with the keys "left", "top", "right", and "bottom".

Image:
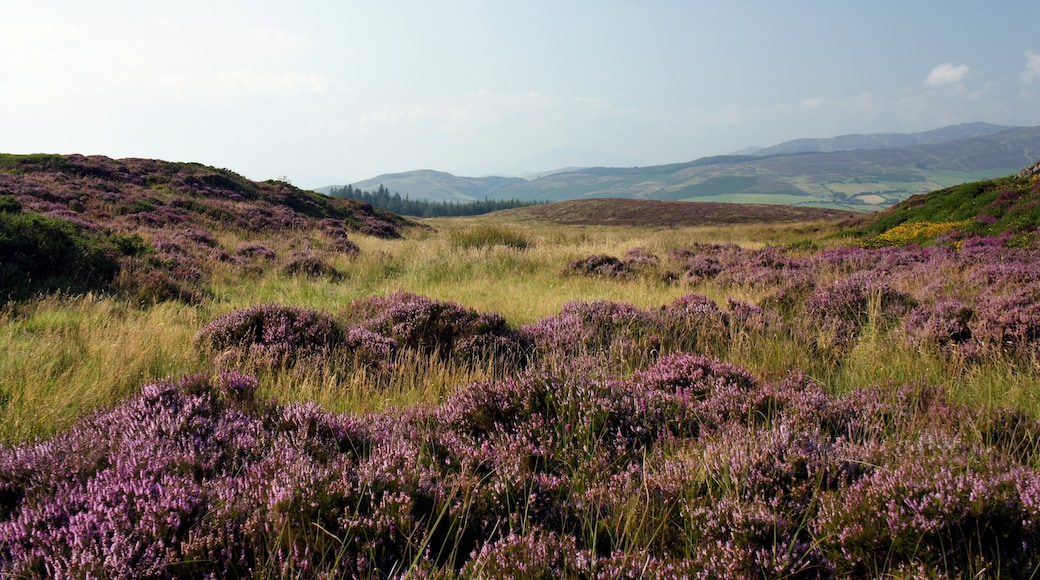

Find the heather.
[
  {"left": 2, "top": 360, "right": 1038, "bottom": 577},
  {"left": 0, "top": 154, "right": 414, "bottom": 303},
  {"left": 5, "top": 158, "right": 1040, "bottom": 576}
]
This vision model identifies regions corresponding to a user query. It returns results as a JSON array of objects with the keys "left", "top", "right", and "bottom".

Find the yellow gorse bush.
[{"left": 875, "top": 220, "right": 969, "bottom": 246}]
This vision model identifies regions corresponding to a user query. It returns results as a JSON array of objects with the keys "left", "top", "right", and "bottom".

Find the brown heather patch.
[{"left": 499, "top": 198, "right": 856, "bottom": 227}]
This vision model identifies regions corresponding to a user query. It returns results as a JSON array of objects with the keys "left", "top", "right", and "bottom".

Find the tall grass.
[
  {"left": 3, "top": 217, "right": 1040, "bottom": 447},
  {"left": 0, "top": 294, "right": 201, "bottom": 441}
]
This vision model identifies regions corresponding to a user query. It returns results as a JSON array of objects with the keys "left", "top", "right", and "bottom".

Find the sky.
[{"left": 3, "top": 1, "right": 1040, "bottom": 188}]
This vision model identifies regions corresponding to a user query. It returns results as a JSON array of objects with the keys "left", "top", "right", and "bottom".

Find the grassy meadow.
[
  {"left": 4, "top": 156, "right": 1040, "bottom": 577},
  {"left": 1, "top": 219, "right": 825, "bottom": 443}
]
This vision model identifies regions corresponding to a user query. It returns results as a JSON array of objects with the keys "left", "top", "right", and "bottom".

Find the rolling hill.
[
  {"left": 0, "top": 153, "right": 417, "bottom": 302},
  {"left": 324, "top": 124, "right": 1040, "bottom": 211},
  {"left": 843, "top": 159, "right": 1040, "bottom": 246},
  {"left": 490, "top": 198, "right": 856, "bottom": 228}
]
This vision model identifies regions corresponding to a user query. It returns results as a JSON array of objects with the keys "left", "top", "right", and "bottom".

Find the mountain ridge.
[
  {"left": 321, "top": 124, "right": 1040, "bottom": 211},
  {"left": 746, "top": 121, "right": 1012, "bottom": 156}
]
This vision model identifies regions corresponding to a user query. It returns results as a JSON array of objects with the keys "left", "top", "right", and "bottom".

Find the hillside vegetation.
[
  {"left": 2, "top": 155, "right": 1040, "bottom": 577},
  {"left": 846, "top": 162, "right": 1040, "bottom": 246},
  {"left": 495, "top": 197, "right": 855, "bottom": 227},
  {"left": 0, "top": 153, "right": 416, "bottom": 302}
]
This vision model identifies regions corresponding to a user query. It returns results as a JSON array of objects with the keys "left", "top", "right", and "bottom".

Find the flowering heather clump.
[
  {"left": 727, "top": 298, "right": 785, "bottom": 335},
  {"left": 815, "top": 437, "right": 1040, "bottom": 577},
  {"left": 3, "top": 352, "right": 1040, "bottom": 575},
  {"left": 522, "top": 300, "right": 664, "bottom": 360},
  {"left": 966, "top": 259, "right": 1040, "bottom": 291},
  {"left": 631, "top": 352, "right": 756, "bottom": 398},
  {"left": 356, "top": 214, "right": 401, "bottom": 239},
  {"left": 677, "top": 253, "right": 723, "bottom": 282},
  {"left": 280, "top": 251, "right": 341, "bottom": 280},
  {"left": 342, "top": 326, "right": 399, "bottom": 371},
  {"left": 345, "top": 292, "right": 528, "bottom": 367},
  {"left": 566, "top": 253, "right": 631, "bottom": 278},
  {"left": 196, "top": 303, "right": 343, "bottom": 366},
  {"left": 622, "top": 246, "right": 659, "bottom": 268},
  {"left": 899, "top": 299, "right": 974, "bottom": 350},
  {"left": 804, "top": 272, "right": 916, "bottom": 344},
  {"left": 660, "top": 293, "right": 731, "bottom": 353},
  {"left": 116, "top": 262, "right": 204, "bottom": 305},
  {"left": 666, "top": 242, "right": 746, "bottom": 282},
  {"left": 966, "top": 285, "right": 1040, "bottom": 360},
  {"left": 325, "top": 235, "right": 360, "bottom": 256},
  {"left": 460, "top": 528, "right": 592, "bottom": 578},
  {"left": 175, "top": 227, "right": 218, "bottom": 248},
  {"left": 715, "top": 248, "right": 809, "bottom": 289},
  {"left": 235, "top": 242, "right": 277, "bottom": 261}
]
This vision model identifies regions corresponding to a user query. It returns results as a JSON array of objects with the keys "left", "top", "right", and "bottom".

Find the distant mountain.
[
  {"left": 486, "top": 126, "right": 1040, "bottom": 210},
  {"left": 749, "top": 122, "right": 1012, "bottom": 156},
  {"left": 317, "top": 170, "right": 525, "bottom": 203},
  {"left": 323, "top": 124, "right": 1040, "bottom": 211}
]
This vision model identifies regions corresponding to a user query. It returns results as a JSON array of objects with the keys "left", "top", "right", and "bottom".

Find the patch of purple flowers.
[{"left": 2, "top": 350, "right": 1040, "bottom": 576}]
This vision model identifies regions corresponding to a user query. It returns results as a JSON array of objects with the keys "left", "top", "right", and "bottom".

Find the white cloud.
[
  {"left": 1022, "top": 50, "right": 1040, "bottom": 83},
  {"left": 926, "top": 62, "right": 970, "bottom": 87},
  {"left": 0, "top": 14, "right": 329, "bottom": 111},
  {"left": 799, "top": 97, "right": 827, "bottom": 109}
]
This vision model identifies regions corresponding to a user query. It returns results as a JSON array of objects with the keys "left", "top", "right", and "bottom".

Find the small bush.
[
  {"left": 522, "top": 300, "right": 664, "bottom": 360},
  {"left": 566, "top": 254, "right": 631, "bottom": 278},
  {"left": 344, "top": 292, "right": 529, "bottom": 367},
  {"left": 196, "top": 303, "right": 344, "bottom": 366},
  {"left": 234, "top": 243, "right": 277, "bottom": 261},
  {"left": 280, "top": 252, "right": 341, "bottom": 280},
  {"left": 0, "top": 211, "right": 145, "bottom": 301},
  {"left": 0, "top": 195, "right": 22, "bottom": 213}
]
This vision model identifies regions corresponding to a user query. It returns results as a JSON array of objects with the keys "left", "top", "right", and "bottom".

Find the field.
[{"left": 3, "top": 158, "right": 1040, "bottom": 577}]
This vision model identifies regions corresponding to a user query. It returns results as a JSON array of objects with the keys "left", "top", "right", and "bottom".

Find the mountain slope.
[
  {"left": 329, "top": 124, "right": 1040, "bottom": 211},
  {"left": 750, "top": 121, "right": 1011, "bottom": 156},
  {"left": 491, "top": 126, "right": 1040, "bottom": 210}
]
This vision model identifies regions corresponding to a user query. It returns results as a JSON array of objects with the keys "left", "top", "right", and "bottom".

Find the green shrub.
[
  {"left": 0, "top": 211, "right": 146, "bottom": 301},
  {"left": 0, "top": 196, "right": 22, "bottom": 214}
]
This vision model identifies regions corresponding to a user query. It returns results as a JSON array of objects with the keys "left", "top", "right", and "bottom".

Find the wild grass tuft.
[{"left": 448, "top": 224, "right": 532, "bottom": 251}]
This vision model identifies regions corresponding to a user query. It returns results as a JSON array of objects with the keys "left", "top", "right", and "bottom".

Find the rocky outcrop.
[{"left": 1016, "top": 159, "right": 1040, "bottom": 180}]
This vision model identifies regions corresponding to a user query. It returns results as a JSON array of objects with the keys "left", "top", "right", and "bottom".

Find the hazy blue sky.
[{"left": 3, "top": 1, "right": 1040, "bottom": 187}]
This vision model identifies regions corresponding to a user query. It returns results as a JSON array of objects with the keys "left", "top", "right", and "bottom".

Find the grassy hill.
[
  {"left": 0, "top": 153, "right": 417, "bottom": 302},
  {"left": 843, "top": 162, "right": 1040, "bottom": 246}
]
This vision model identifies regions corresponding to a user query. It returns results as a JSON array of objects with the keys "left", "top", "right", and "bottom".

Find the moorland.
[{"left": 2, "top": 153, "right": 1040, "bottom": 577}]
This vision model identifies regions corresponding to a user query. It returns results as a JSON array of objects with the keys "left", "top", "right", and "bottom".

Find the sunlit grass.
[{"left": 4, "top": 216, "right": 1040, "bottom": 446}]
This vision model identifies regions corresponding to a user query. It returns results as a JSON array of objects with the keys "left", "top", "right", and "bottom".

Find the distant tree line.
[{"left": 328, "top": 184, "right": 542, "bottom": 217}]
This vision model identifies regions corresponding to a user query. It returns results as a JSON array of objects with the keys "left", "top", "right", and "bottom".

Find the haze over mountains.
[{"left": 323, "top": 123, "right": 1040, "bottom": 211}]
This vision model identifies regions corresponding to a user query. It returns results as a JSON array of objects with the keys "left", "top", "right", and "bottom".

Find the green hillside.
[{"left": 844, "top": 163, "right": 1040, "bottom": 245}]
